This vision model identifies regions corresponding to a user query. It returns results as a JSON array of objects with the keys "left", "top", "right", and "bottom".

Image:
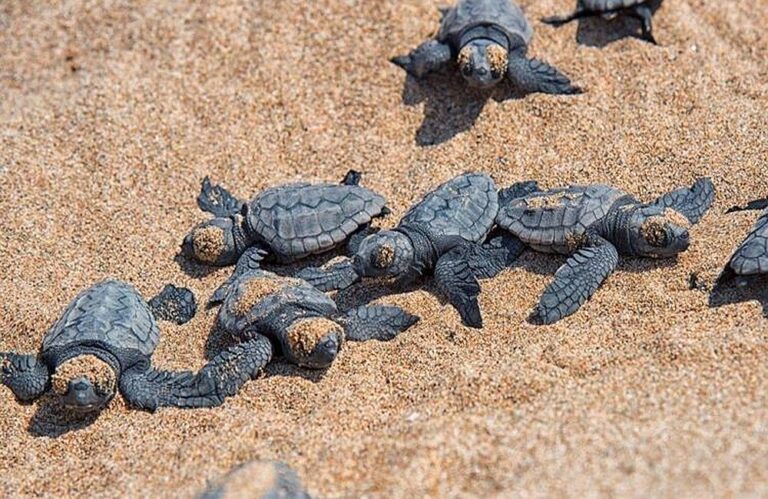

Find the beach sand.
[{"left": 1, "top": 0, "right": 767, "bottom": 496}]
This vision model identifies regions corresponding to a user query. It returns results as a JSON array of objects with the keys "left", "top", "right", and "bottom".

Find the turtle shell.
[
  {"left": 42, "top": 280, "right": 159, "bottom": 367},
  {"left": 400, "top": 172, "right": 498, "bottom": 247},
  {"left": 247, "top": 183, "right": 386, "bottom": 262},
  {"left": 728, "top": 208, "right": 768, "bottom": 275},
  {"left": 438, "top": 0, "right": 533, "bottom": 48},
  {"left": 582, "top": 0, "right": 647, "bottom": 12},
  {"left": 217, "top": 270, "right": 338, "bottom": 343},
  {"left": 495, "top": 185, "right": 629, "bottom": 254}
]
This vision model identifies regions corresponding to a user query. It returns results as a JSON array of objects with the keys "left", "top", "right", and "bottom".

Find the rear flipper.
[
  {"left": 507, "top": 49, "right": 582, "bottom": 95},
  {"left": 391, "top": 40, "right": 452, "bottom": 78},
  {"left": 120, "top": 335, "right": 273, "bottom": 411},
  {"left": 630, "top": 4, "right": 657, "bottom": 45},
  {"left": 434, "top": 246, "right": 483, "bottom": 328},
  {"left": 197, "top": 176, "right": 245, "bottom": 217},
  {"left": 533, "top": 235, "right": 619, "bottom": 324},
  {"left": 727, "top": 207, "right": 768, "bottom": 276},
  {"left": 540, "top": 7, "right": 589, "bottom": 26},
  {"left": 498, "top": 180, "right": 541, "bottom": 207},
  {"left": 148, "top": 284, "right": 197, "bottom": 325},
  {"left": 1, "top": 353, "right": 49, "bottom": 402},
  {"left": 297, "top": 258, "right": 361, "bottom": 292},
  {"left": 465, "top": 232, "right": 525, "bottom": 279},
  {"left": 344, "top": 305, "right": 419, "bottom": 342},
  {"left": 726, "top": 197, "right": 768, "bottom": 214},
  {"left": 209, "top": 247, "right": 268, "bottom": 305},
  {"left": 652, "top": 177, "right": 715, "bottom": 224},
  {"left": 341, "top": 170, "right": 362, "bottom": 186}
]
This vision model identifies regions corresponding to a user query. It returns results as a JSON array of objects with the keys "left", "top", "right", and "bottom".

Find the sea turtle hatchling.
[
  {"left": 722, "top": 198, "right": 768, "bottom": 279},
  {"left": 495, "top": 177, "right": 715, "bottom": 324},
  {"left": 199, "top": 460, "right": 310, "bottom": 499},
  {"left": 391, "top": 0, "right": 580, "bottom": 94},
  {"left": 298, "top": 173, "right": 530, "bottom": 328},
  {"left": 542, "top": 0, "right": 661, "bottom": 45},
  {"left": 209, "top": 264, "right": 419, "bottom": 375},
  {"left": 181, "top": 170, "right": 388, "bottom": 270},
  {"left": 0, "top": 280, "right": 269, "bottom": 413}
]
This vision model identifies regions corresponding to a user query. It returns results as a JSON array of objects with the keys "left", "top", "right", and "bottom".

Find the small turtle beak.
[{"left": 62, "top": 377, "right": 104, "bottom": 413}]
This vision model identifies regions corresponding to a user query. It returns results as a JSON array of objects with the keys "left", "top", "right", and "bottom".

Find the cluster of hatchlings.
[{"left": 1, "top": 0, "right": 765, "bottom": 496}]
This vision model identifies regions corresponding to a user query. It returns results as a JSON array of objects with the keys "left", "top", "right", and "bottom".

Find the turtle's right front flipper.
[
  {"left": 209, "top": 247, "right": 269, "bottom": 305},
  {"left": 344, "top": 305, "right": 420, "bottom": 342},
  {"left": 507, "top": 49, "right": 582, "bottom": 95},
  {"left": 1, "top": 353, "right": 49, "bottom": 402},
  {"left": 434, "top": 247, "right": 483, "bottom": 328},
  {"left": 391, "top": 40, "right": 452, "bottom": 78},
  {"left": 533, "top": 235, "right": 619, "bottom": 324},
  {"left": 197, "top": 176, "right": 245, "bottom": 217},
  {"left": 297, "top": 258, "right": 361, "bottom": 292},
  {"left": 120, "top": 335, "right": 273, "bottom": 411}
]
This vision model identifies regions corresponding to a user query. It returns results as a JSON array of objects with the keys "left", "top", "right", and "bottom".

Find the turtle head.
[
  {"left": 283, "top": 317, "right": 343, "bottom": 369},
  {"left": 182, "top": 216, "right": 243, "bottom": 266},
  {"left": 52, "top": 355, "right": 117, "bottom": 414},
  {"left": 629, "top": 205, "right": 691, "bottom": 258},
  {"left": 352, "top": 230, "right": 414, "bottom": 279},
  {"left": 457, "top": 40, "right": 508, "bottom": 88}
]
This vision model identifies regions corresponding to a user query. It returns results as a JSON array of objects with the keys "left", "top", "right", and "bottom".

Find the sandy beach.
[{"left": 1, "top": 0, "right": 767, "bottom": 496}]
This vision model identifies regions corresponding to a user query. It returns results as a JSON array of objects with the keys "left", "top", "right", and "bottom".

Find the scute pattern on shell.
[
  {"left": 496, "top": 185, "right": 627, "bottom": 253},
  {"left": 43, "top": 280, "right": 160, "bottom": 358},
  {"left": 248, "top": 183, "right": 386, "bottom": 261},
  {"left": 729, "top": 208, "right": 768, "bottom": 275},
  {"left": 582, "top": 0, "right": 647, "bottom": 12},
  {"left": 400, "top": 172, "right": 498, "bottom": 244},
  {"left": 438, "top": 0, "right": 533, "bottom": 46}
]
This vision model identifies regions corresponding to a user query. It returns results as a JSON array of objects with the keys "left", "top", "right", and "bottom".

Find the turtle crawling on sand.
[
  {"left": 722, "top": 198, "right": 768, "bottom": 279},
  {"left": 0, "top": 280, "right": 264, "bottom": 413},
  {"left": 542, "top": 0, "right": 661, "bottom": 45},
  {"left": 495, "top": 177, "right": 715, "bottom": 324},
  {"left": 181, "top": 170, "right": 388, "bottom": 269},
  {"left": 200, "top": 460, "right": 310, "bottom": 499},
  {"left": 298, "top": 173, "right": 529, "bottom": 328},
  {"left": 210, "top": 264, "right": 419, "bottom": 373},
  {"left": 391, "top": 0, "right": 580, "bottom": 94}
]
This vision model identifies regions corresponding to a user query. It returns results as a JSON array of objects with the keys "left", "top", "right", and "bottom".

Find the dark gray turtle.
[
  {"left": 542, "top": 0, "right": 661, "bottom": 45},
  {"left": 724, "top": 198, "right": 768, "bottom": 278},
  {"left": 200, "top": 460, "right": 310, "bottom": 499},
  {"left": 210, "top": 264, "right": 418, "bottom": 376},
  {"left": 391, "top": 0, "right": 580, "bottom": 94},
  {"left": 0, "top": 279, "right": 268, "bottom": 413},
  {"left": 181, "top": 170, "right": 388, "bottom": 269},
  {"left": 495, "top": 177, "right": 715, "bottom": 324},
  {"left": 298, "top": 173, "right": 528, "bottom": 328}
]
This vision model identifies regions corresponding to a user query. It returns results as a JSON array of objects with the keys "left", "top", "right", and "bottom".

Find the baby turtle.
[
  {"left": 392, "top": 0, "right": 580, "bottom": 94},
  {"left": 723, "top": 198, "right": 768, "bottom": 278},
  {"left": 299, "top": 173, "right": 528, "bottom": 328},
  {"left": 181, "top": 170, "right": 388, "bottom": 269},
  {"left": 542, "top": 0, "right": 660, "bottom": 45},
  {"left": 211, "top": 264, "right": 419, "bottom": 374},
  {"left": 0, "top": 280, "right": 266, "bottom": 413},
  {"left": 199, "top": 460, "right": 310, "bottom": 499},
  {"left": 495, "top": 177, "right": 715, "bottom": 324}
]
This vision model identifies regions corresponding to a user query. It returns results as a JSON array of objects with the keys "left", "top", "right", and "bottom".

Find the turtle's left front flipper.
[
  {"left": 652, "top": 177, "right": 715, "bottom": 224},
  {"left": 209, "top": 247, "right": 268, "bottom": 305},
  {"left": 120, "top": 335, "right": 273, "bottom": 411},
  {"left": 533, "top": 235, "right": 619, "bottom": 324},
  {"left": 344, "top": 305, "right": 419, "bottom": 342},
  {"left": 507, "top": 48, "right": 582, "bottom": 95},
  {"left": 148, "top": 284, "right": 197, "bottom": 325},
  {"left": 1, "top": 353, "right": 49, "bottom": 402},
  {"left": 434, "top": 247, "right": 483, "bottom": 328},
  {"left": 297, "top": 258, "right": 361, "bottom": 292}
]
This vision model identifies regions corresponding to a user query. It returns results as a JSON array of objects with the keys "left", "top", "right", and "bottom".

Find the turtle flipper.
[
  {"left": 297, "top": 258, "right": 361, "bottom": 292},
  {"left": 652, "top": 177, "right": 715, "bottom": 224},
  {"left": 466, "top": 232, "right": 525, "bottom": 279},
  {"left": 434, "top": 247, "right": 483, "bottom": 328},
  {"left": 533, "top": 236, "right": 619, "bottom": 324},
  {"left": 541, "top": 7, "right": 589, "bottom": 26},
  {"left": 344, "top": 305, "right": 419, "bottom": 342},
  {"left": 209, "top": 247, "right": 269, "bottom": 305},
  {"left": 1, "top": 353, "right": 49, "bottom": 402},
  {"left": 507, "top": 50, "right": 582, "bottom": 95},
  {"left": 148, "top": 284, "right": 197, "bottom": 325},
  {"left": 726, "top": 197, "right": 768, "bottom": 214},
  {"left": 727, "top": 207, "right": 768, "bottom": 276},
  {"left": 391, "top": 40, "right": 452, "bottom": 78},
  {"left": 197, "top": 176, "right": 245, "bottom": 217},
  {"left": 341, "top": 169, "right": 362, "bottom": 186},
  {"left": 630, "top": 4, "right": 657, "bottom": 45},
  {"left": 498, "top": 181, "right": 541, "bottom": 208},
  {"left": 120, "top": 335, "right": 273, "bottom": 411}
]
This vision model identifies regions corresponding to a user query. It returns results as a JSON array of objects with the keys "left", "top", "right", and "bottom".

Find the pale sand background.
[{"left": 1, "top": 0, "right": 767, "bottom": 497}]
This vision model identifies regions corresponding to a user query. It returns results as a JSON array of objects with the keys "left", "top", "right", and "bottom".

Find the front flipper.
[
  {"left": 630, "top": 4, "right": 657, "bottom": 45},
  {"left": 341, "top": 169, "right": 362, "bottom": 186},
  {"left": 652, "top": 177, "right": 715, "bottom": 224},
  {"left": 344, "top": 305, "right": 420, "bottom": 342},
  {"left": 1, "top": 353, "right": 49, "bottom": 402},
  {"left": 434, "top": 247, "right": 483, "bottom": 328},
  {"left": 466, "top": 232, "right": 526, "bottom": 279},
  {"left": 197, "top": 176, "right": 245, "bottom": 217},
  {"left": 533, "top": 236, "right": 619, "bottom": 324},
  {"left": 541, "top": 7, "right": 589, "bottom": 26},
  {"left": 507, "top": 49, "right": 582, "bottom": 95},
  {"left": 297, "top": 258, "right": 361, "bottom": 292},
  {"left": 727, "top": 207, "right": 768, "bottom": 276},
  {"left": 120, "top": 335, "right": 273, "bottom": 411},
  {"left": 209, "top": 247, "right": 269, "bottom": 305},
  {"left": 391, "top": 40, "right": 452, "bottom": 78},
  {"left": 148, "top": 284, "right": 197, "bottom": 325}
]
